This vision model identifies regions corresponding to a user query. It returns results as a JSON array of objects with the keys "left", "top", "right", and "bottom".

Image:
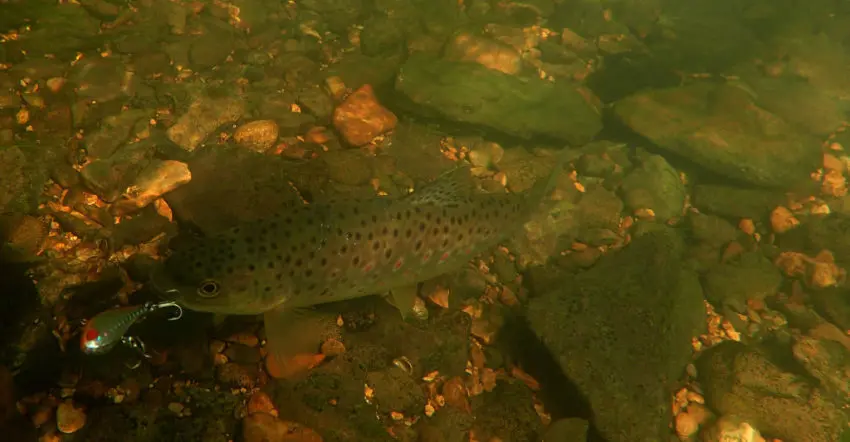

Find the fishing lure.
[{"left": 80, "top": 300, "right": 183, "bottom": 357}]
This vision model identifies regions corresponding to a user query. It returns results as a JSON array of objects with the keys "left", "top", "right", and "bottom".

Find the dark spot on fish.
[
  {"left": 393, "top": 229, "right": 399, "bottom": 237},
  {"left": 259, "top": 246, "right": 267, "bottom": 253},
  {"left": 361, "top": 220, "right": 367, "bottom": 227},
  {"left": 295, "top": 259, "right": 302, "bottom": 267},
  {"left": 306, "top": 269, "right": 313, "bottom": 277},
  {"left": 246, "top": 237, "right": 254, "bottom": 244},
  {"left": 227, "top": 267, "right": 234, "bottom": 274},
  {"left": 340, "top": 245, "right": 348, "bottom": 254},
  {"left": 355, "top": 233, "right": 362, "bottom": 241},
  {"left": 382, "top": 227, "right": 388, "bottom": 235},
  {"left": 385, "top": 249, "right": 392, "bottom": 259},
  {"left": 405, "top": 229, "right": 412, "bottom": 238},
  {"left": 260, "top": 228, "right": 268, "bottom": 235},
  {"left": 353, "top": 207, "right": 359, "bottom": 215},
  {"left": 248, "top": 264, "right": 256, "bottom": 271},
  {"left": 415, "top": 207, "right": 421, "bottom": 214},
  {"left": 425, "top": 213, "right": 431, "bottom": 220},
  {"left": 353, "top": 256, "right": 360, "bottom": 266},
  {"left": 267, "top": 262, "right": 274, "bottom": 269},
  {"left": 270, "top": 221, "right": 277, "bottom": 229},
  {"left": 442, "top": 239, "right": 449, "bottom": 247},
  {"left": 309, "top": 251, "right": 315, "bottom": 259},
  {"left": 291, "top": 245, "right": 298, "bottom": 253},
  {"left": 368, "top": 232, "right": 374, "bottom": 241},
  {"left": 233, "top": 227, "right": 241, "bottom": 233},
  {"left": 372, "top": 215, "right": 377, "bottom": 223},
  {"left": 432, "top": 228, "right": 439, "bottom": 235},
  {"left": 419, "top": 223, "right": 425, "bottom": 232},
  {"left": 443, "top": 226, "right": 449, "bottom": 234},
  {"left": 228, "top": 252, "right": 236, "bottom": 259},
  {"left": 308, "top": 283, "right": 317, "bottom": 291},
  {"left": 415, "top": 240, "right": 423, "bottom": 251},
  {"left": 457, "top": 234, "right": 464, "bottom": 241},
  {"left": 285, "top": 217, "right": 292, "bottom": 224},
  {"left": 436, "top": 217, "right": 441, "bottom": 225},
  {"left": 320, "top": 258, "right": 327, "bottom": 266},
  {"left": 271, "top": 243, "right": 278, "bottom": 250},
  {"left": 264, "top": 286, "right": 271, "bottom": 292},
  {"left": 405, "top": 210, "right": 411, "bottom": 219},
  {"left": 337, "top": 228, "right": 343, "bottom": 236},
  {"left": 372, "top": 241, "right": 380, "bottom": 251},
  {"left": 194, "top": 261, "right": 202, "bottom": 268}
]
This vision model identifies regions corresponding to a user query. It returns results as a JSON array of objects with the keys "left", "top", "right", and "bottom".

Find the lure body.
[{"left": 80, "top": 301, "right": 181, "bottom": 355}]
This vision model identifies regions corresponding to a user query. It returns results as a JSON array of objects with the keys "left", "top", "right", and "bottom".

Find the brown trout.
[{"left": 150, "top": 157, "right": 565, "bottom": 371}]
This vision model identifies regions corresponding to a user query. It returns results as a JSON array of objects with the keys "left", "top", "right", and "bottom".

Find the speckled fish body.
[{"left": 150, "top": 163, "right": 562, "bottom": 315}]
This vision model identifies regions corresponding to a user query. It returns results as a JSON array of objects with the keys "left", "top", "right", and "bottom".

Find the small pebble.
[
  {"left": 242, "top": 413, "right": 323, "bottom": 442},
  {"left": 168, "top": 402, "right": 185, "bottom": 415},
  {"left": 320, "top": 338, "right": 346, "bottom": 357},
  {"left": 209, "top": 339, "right": 227, "bottom": 354},
  {"left": 247, "top": 391, "right": 278, "bottom": 416},
  {"left": 234, "top": 120, "right": 280, "bottom": 153},
  {"left": 56, "top": 400, "right": 86, "bottom": 434},
  {"left": 226, "top": 332, "right": 260, "bottom": 347}
]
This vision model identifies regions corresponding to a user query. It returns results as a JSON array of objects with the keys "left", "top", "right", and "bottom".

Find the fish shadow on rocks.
[
  {"left": 497, "top": 310, "right": 607, "bottom": 442},
  {"left": 0, "top": 260, "right": 65, "bottom": 398}
]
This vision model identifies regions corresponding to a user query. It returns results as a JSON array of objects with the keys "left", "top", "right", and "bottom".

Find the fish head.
[{"left": 149, "top": 235, "right": 287, "bottom": 315}]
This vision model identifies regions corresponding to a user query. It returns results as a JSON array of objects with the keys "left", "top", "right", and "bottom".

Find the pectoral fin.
[
  {"left": 262, "top": 305, "right": 339, "bottom": 379},
  {"left": 387, "top": 285, "right": 427, "bottom": 320}
]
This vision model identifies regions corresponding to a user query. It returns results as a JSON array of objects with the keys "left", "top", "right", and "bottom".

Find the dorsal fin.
[{"left": 405, "top": 165, "right": 475, "bottom": 206}]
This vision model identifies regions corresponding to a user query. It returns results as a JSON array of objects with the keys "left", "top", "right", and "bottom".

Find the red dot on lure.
[{"left": 84, "top": 328, "right": 99, "bottom": 342}]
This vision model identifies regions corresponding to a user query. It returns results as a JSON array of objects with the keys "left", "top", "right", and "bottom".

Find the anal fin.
[{"left": 263, "top": 305, "right": 340, "bottom": 379}]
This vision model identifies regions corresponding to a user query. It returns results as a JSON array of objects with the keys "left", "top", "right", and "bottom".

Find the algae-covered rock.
[
  {"left": 396, "top": 53, "right": 602, "bottom": 145},
  {"left": 692, "top": 184, "right": 785, "bottom": 220},
  {"left": 701, "top": 251, "right": 782, "bottom": 313},
  {"left": 526, "top": 227, "right": 706, "bottom": 441},
  {"left": 0, "top": 146, "right": 49, "bottom": 214},
  {"left": 697, "top": 341, "right": 847, "bottom": 442},
  {"left": 614, "top": 83, "right": 820, "bottom": 188},
  {"left": 619, "top": 154, "right": 686, "bottom": 222}
]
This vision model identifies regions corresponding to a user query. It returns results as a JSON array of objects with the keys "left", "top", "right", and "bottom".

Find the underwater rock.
[
  {"left": 696, "top": 341, "right": 847, "bottom": 442},
  {"left": 396, "top": 53, "right": 602, "bottom": 145},
  {"left": 614, "top": 83, "right": 820, "bottom": 188},
  {"left": 526, "top": 227, "right": 706, "bottom": 441}
]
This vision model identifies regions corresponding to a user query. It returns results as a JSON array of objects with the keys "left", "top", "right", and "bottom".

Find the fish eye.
[{"left": 197, "top": 280, "right": 221, "bottom": 298}]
